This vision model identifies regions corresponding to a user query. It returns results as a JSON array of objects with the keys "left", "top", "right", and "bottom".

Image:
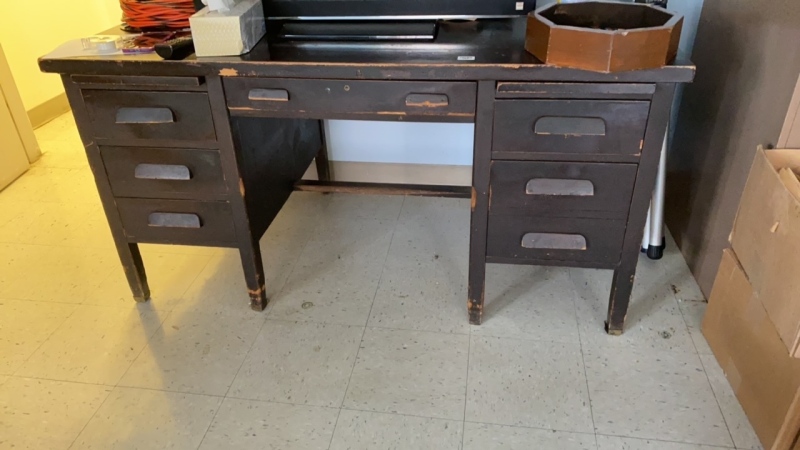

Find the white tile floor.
[{"left": 0, "top": 113, "right": 762, "bottom": 449}]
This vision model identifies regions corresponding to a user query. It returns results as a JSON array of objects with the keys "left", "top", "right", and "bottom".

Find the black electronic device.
[
  {"left": 154, "top": 36, "right": 195, "bottom": 60},
  {"left": 278, "top": 21, "right": 439, "bottom": 41},
  {"left": 265, "top": 0, "right": 537, "bottom": 20}
]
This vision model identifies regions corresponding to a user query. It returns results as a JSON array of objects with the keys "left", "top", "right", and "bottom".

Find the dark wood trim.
[
  {"left": 40, "top": 59, "right": 695, "bottom": 84},
  {"left": 491, "top": 151, "right": 641, "bottom": 164},
  {"left": 495, "top": 82, "right": 656, "bottom": 99},
  {"left": 294, "top": 180, "right": 471, "bottom": 198},
  {"left": 72, "top": 84, "right": 208, "bottom": 92},
  {"left": 468, "top": 80, "right": 496, "bottom": 325},
  {"left": 61, "top": 75, "right": 151, "bottom": 302},
  {"left": 314, "top": 120, "right": 332, "bottom": 182},
  {"left": 227, "top": 108, "right": 475, "bottom": 123},
  {"left": 486, "top": 255, "right": 617, "bottom": 270},
  {"left": 71, "top": 74, "right": 204, "bottom": 87},
  {"left": 206, "top": 75, "right": 268, "bottom": 311},
  {"left": 605, "top": 82, "right": 677, "bottom": 335},
  {"left": 92, "top": 138, "right": 220, "bottom": 150}
]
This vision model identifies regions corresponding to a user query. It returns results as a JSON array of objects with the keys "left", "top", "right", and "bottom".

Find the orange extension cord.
[{"left": 120, "top": 0, "right": 196, "bottom": 30}]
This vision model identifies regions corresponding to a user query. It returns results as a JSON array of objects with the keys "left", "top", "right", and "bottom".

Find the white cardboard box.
[{"left": 190, "top": 0, "right": 265, "bottom": 57}]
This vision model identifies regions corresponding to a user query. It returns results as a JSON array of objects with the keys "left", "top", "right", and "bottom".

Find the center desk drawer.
[
  {"left": 487, "top": 215, "right": 626, "bottom": 266},
  {"left": 493, "top": 100, "right": 650, "bottom": 156},
  {"left": 224, "top": 78, "right": 477, "bottom": 121},
  {"left": 101, "top": 146, "right": 227, "bottom": 199},
  {"left": 117, "top": 198, "right": 237, "bottom": 247},
  {"left": 490, "top": 161, "right": 638, "bottom": 218},
  {"left": 82, "top": 90, "right": 216, "bottom": 144}
]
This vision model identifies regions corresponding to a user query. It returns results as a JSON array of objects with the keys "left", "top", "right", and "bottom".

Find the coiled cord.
[{"left": 120, "top": 0, "right": 196, "bottom": 30}]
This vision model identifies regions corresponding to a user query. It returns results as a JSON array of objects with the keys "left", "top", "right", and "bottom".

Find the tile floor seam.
[
  {"left": 569, "top": 282, "right": 599, "bottom": 449},
  {"left": 339, "top": 406, "right": 467, "bottom": 425},
  {"left": 327, "top": 195, "right": 405, "bottom": 450},
  {"left": 0, "top": 296, "right": 84, "bottom": 306},
  {"left": 9, "top": 303, "right": 80, "bottom": 378},
  {"left": 595, "top": 432, "right": 738, "bottom": 449},
  {"left": 224, "top": 394, "right": 343, "bottom": 410},
  {"left": 262, "top": 202, "right": 331, "bottom": 323},
  {"left": 677, "top": 299, "right": 707, "bottom": 356},
  {"left": 196, "top": 315, "right": 273, "bottom": 449},
  {"left": 103, "top": 307, "right": 175, "bottom": 388},
  {"left": 264, "top": 314, "right": 471, "bottom": 336},
  {"left": 698, "top": 352, "right": 740, "bottom": 449},
  {"left": 66, "top": 383, "right": 116, "bottom": 450},
  {"left": 163, "top": 251, "right": 220, "bottom": 312},
  {"left": 462, "top": 419, "right": 597, "bottom": 437},
  {"left": 677, "top": 297, "right": 739, "bottom": 448},
  {"left": 461, "top": 331, "right": 471, "bottom": 450},
  {"left": 96, "top": 381, "right": 228, "bottom": 398},
  {"left": 471, "top": 330, "right": 584, "bottom": 348},
  {"left": 3, "top": 374, "right": 116, "bottom": 388}
]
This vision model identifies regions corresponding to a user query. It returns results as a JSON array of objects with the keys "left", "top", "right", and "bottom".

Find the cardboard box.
[
  {"left": 730, "top": 146, "right": 800, "bottom": 358},
  {"left": 190, "top": 0, "right": 265, "bottom": 57},
  {"left": 702, "top": 249, "right": 800, "bottom": 450}
]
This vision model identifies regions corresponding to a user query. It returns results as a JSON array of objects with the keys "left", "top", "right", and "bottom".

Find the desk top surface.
[{"left": 40, "top": 18, "right": 694, "bottom": 83}]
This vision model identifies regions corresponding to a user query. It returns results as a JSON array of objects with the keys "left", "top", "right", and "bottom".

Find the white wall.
[
  {"left": 327, "top": 121, "right": 474, "bottom": 165},
  {"left": 0, "top": 0, "right": 121, "bottom": 111},
  {"left": 328, "top": 0, "right": 705, "bottom": 167}
]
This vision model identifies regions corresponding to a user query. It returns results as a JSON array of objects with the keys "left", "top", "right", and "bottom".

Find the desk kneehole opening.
[
  {"left": 148, "top": 212, "right": 203, "bottom": 229},
  {"left": 521, "top": 232, "right": 588, "bottom": 251}
]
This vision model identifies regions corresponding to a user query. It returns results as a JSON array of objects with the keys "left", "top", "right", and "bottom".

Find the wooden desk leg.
[
  {"left": 315, "top": 120, "right": 332, "bottom": 182},
  {"left": 121, "top": 243, "right": 150, "bottom": 302},
  {"left": 468, "top": 80, "right": 495, "bottom": 325},
  {"left": 606, "top": 260, "right": 637, "bottom": 335},
  {"left": 606, "top": 82, "right": 676, "bottom": 334},
  {"left": 240, "top": 238, "right": 267, "bottom": 311}
]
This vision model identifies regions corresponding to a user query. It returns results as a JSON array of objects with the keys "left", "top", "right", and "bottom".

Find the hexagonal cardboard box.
[{"left": 526, "top": 1, "right": 684, "bottom": 73}]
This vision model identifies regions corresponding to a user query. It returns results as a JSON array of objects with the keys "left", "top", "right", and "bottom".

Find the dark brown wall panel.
[{"left": 668, "top": 0, "right": 800, "bottom": 296}]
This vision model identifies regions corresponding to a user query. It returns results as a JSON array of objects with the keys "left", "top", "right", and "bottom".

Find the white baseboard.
[
  {"left": 27, "top": 93, "right": 70, "bottom": 129},
  {"left": 303, "top": 161, "right": 473, "bottom": 186}
]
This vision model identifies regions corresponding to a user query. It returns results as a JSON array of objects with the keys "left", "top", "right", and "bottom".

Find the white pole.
[{"left": 645, "top": 128, "right": 669, "bottom": 259}]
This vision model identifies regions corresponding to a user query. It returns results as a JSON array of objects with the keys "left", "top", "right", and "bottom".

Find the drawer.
[
  {"left": 82, "top": 90, "right": 216, "bottom": 144},
  {"left": 490, "top": 161, "right": 637, "bottom": 218},
  {"left": 486, "top": 215, "right": 626, "bottom": 265},
  {"left": 492, "top": 100, "right": 650, "bottom": 156},
  {"left": 117, "top": 198, "right": 237, "bottom": 246},
  {"left": 101, "top": 147, "right": 228, "bottom": 200},
  {"left": 224, "top": 78, "right": 477, "bottom": 122}
]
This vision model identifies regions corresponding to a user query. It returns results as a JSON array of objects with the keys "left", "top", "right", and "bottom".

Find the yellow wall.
[{"left": 0, "top": 0, "right": 122, "bottom": 111}]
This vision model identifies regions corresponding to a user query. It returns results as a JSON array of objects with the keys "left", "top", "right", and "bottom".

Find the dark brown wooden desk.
[{"left": 40, "top": 18, "right": 694, "bottom": 334}]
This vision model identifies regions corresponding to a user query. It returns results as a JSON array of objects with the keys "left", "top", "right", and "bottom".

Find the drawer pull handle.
[
  {"left": 405, "top": 94, "right": 449, "bottom": 108},
  {"left": 135, "top": 164, "right": 192, "bottom": 181},
  {"left": 116, "top": 107, "right": 175, "bottom": 124},
  {"left": 148, "top": 212, "right": 202, "bottom": 229},
  {"left": 249, "top": 88, "right": 290, "bottom": 102},
  {"left": 521, "top": 233, "right": 587, "bottom": 251},
  {"left": 534, "top": 117, "right": 606, "bottom": 136},
  {"left": 526, "top": 179, "right": 595, "bottom": 196}
]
